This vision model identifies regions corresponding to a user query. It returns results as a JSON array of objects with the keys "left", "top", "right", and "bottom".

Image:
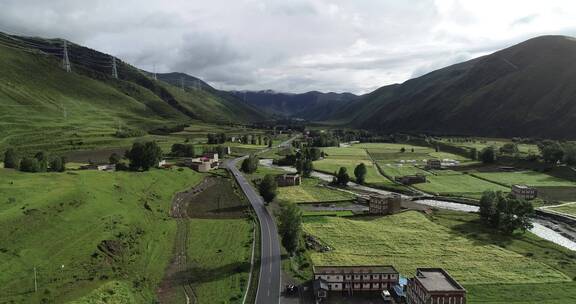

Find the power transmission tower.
[
  {"left": 111, "top": 56, "right": 118, "bottom": 79},
  {"left": 180, "top": 76, "right": 185, "bottom": 91},
  {"left": 62, "top": 40, "right": 71, "bottom": 72},
  {"left": 153, "top": 64, "right": 157, "bottom": 80}
]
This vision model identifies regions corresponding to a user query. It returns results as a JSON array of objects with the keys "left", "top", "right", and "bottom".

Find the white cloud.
[{"left": 0, "top": 0, "right": 576, "bottom": 94}]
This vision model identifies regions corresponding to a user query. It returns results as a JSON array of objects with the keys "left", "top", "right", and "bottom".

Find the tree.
[
  {"left": 336, "top": 167, "right": 350, "bottom": 186},
  {"left": 259, "top": 174, "right": 278, "bottom": 203},
  {"left": 241, "top": 154, "right": 259, "bottom": 173},
  {"left": 469, "top": 147, "right": 478, "bottom": 160},
  {"left": 562, "top": 143, "right": 576, "bottom": 166},
  {"left": 400, "top": 147, "right": 406, "bottom": 153},
  {"left": 19, "top": 157, "right": 39, "bottom": 173},
  {"left": 539, "top": 140, "right": 564, "bottom": 164},
  {"left": 302, "top": 159, "right": 313, "bottom": 178},
  {"left": 309, "top": 148, "right": 322, "bottom": 161},
  {"left": 478, "top": 191, "right": 534, "bottom": 234},
  {"left": 479, "top": 191, "right": 497, "bottom": 224},
  {"left": 277, "top": 201, "right": 302, "bottom": 255},
  {"left": 354, "top": 163, "right": 367, "bottom": 185},
  {"left": 109, "top": 153, "right": 122, "bottom": 165},
  {"left": 268, "top": 139, "right": 273, "bottom": 148},
  {"left": 34, "top": 151, "right": 48, "bottom": 172},
  {"left": 480, "top": 146, "right": 496, "bottom": 164},
  {"left": 3, "top": 148, "right": 19, "bottom": 169},
  {"left": 125, "top": 141, "right": 163, "bottom": 171},
  {"left": 50, "top": 156, "right": 66, "bottom": 172},
  {"left": 171, "top": 143, "right": 195, "bottom": 157}
]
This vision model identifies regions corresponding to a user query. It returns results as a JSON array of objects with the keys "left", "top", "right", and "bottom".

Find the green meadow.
[
  {"left": 0, "top": 168, "right": 203, "bottom": 303},
  {"left": 277, "top": 178, "right": 355, "bottom": 203}
]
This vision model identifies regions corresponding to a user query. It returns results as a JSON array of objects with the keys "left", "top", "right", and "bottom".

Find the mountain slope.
[
  {"left": 0, "top": 32, "right": 265, "bottom": 152},
  {"left": 231, "top": 90, "right": 358, "bottom": 121},
  {"left": 340, "top": 35, "right": 576, "bottom": 139}
]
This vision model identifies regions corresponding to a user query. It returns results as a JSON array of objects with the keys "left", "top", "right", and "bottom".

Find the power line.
[
  {"left": 62, "top": 40, "right": 71, "bottom": 72},
  {"left": 111, "top": 56, "right": 118, "bottom": 79}
]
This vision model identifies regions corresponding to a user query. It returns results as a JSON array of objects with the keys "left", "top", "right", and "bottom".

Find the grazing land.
[
  {"left": 0, "top": 167, "right": 203, "bottom": 303},
  {"left": 303, "top": 211, "right": 576, "bottom": 303},
  {"left": 276, "top": 178, "right": 355, "bottom": 203},
  {"left": 547, "top": 203, "right": 576, "bottom": 217},
  {"left": 415, "top": 172, "right": 510, "bottom": 199},
  {"left": 473, "top": 171, "right": 576, "bottom": 187},
  {"left": 438, "top": 138, "right": 540, "bottom": 156},
  {"left": 186, "top": 219, "right": 253, "bottom": 304}
]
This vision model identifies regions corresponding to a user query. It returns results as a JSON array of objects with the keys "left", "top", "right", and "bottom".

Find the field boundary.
[{"left": 242, "top": 219, "right": 257, "bottom": 304}]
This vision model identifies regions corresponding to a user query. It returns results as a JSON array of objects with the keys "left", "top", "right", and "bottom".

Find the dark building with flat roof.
[{"left": 407, "top": 268, "right": 466, "bottom": 304}]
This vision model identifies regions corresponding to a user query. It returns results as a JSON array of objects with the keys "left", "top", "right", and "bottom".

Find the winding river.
[{"left": 260, "top": 159, "right": 576, "bottom": 251}]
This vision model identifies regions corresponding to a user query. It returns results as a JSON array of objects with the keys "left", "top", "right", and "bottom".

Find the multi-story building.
[
  {"left": 407, "top": 268, "right": 466, "bottom": 304},
  {"left": 313, "top": 265, "right": 400, "bottom": 295},
  {"left": 368, "top": 194, "right": 402, "bottom": 215},
  {"left": 395, "top": 174, "right": 427, "bottom": 185},
  {"left": 276, "top": 174, "right": 302, "bottom": 187},
  {"left": 426, "top": 159, "right": 442, "bottom": 170},
  {"left": 511, "top": 184, "right": 537, "bottom": 200},
  {"left": 185, "top": 153, "right": 219, "bottom": 172}
]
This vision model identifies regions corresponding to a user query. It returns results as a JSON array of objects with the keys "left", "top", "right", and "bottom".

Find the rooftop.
[
  {"left": 512, "top": 184, "right": 533, "bottom": 189},
  {"left": 314, "top": 265, "right": 398, "bottom": 274},
  {"left": 415, "top": 268, "right": 465, "bottom": 292}
]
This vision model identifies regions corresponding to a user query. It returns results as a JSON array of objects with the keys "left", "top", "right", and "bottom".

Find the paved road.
[{"left": 223, "top": 136, "right": 297, "bottom": 304}]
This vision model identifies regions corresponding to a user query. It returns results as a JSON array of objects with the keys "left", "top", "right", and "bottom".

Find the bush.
[{"left": 114, "top": 128, "right": 145, "bottom": 138}]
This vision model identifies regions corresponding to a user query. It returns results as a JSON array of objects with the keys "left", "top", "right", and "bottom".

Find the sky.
[{"left": 1, "top": 0, "right": 576, "bottom": 94}]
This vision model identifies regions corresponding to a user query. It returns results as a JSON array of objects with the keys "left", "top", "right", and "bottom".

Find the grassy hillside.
[
  {"left": 0, "top": 167, "right": 203, "bottom": 303},
  {"left": 332, "top": 36, "right": 576, "bottom": 139},
  {"left": 0, "top": 32, "right": 265, "bottom": 154}
]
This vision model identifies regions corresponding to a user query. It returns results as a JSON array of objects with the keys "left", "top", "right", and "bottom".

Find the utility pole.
[
  {"left": 61, "top": 102, "right": 67, "bottom": 120},
  {"left": 111, "top": 56, "right": 118, "bottom": 79},
  {"left": 62, "top": 40, "right": 71, "bottom": 72},
  {"left": 33, "top": 266, "right": 38, "bottom": 293}
]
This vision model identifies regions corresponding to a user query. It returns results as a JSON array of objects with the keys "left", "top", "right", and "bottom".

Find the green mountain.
[
  {"left": 230, "top": 90, "right": 358, "bottom": 121},
  {"left": 334, "top": 35, "right": 576, "bottom": 139},
  {"left": 0, "top": 32, "right": 264, "bottom": 153}
]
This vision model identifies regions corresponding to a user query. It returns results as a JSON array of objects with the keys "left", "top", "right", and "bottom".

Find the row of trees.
[
  {"left": 170, "top": 143, "right": 229, "bottom": 158},
  {"left": 3, "top": 148, "right": 66, "bottom": 173},
  {"left": 538, "top": 140, "right": 576, "bottom": 165},
  {"left": 479, "top": 191, "right": 534, "bottom": 234}
]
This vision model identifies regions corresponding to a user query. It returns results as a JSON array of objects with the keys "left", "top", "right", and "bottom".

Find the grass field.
[
  {"left": 547, "top": 203, "right": 576, "bottom": 217},
  {"left": 0, "top": 167, "right": 203, "bottom": 303},
  {"left": 303, "top": 211, "right": 576, "bottom": 303},
  {"left": 439, "top": 138, "right": 540, "bottom": 156},
  {"left": 277, "top": 178, "right": 355, "bottom": 203},
  {"left": 415, "top": 173, "right": 510, "bottom": 199},
  {"left": 186, "top": 219, "right": 253, "bottom": 304},
  {"left": 313, "top": 146, "right": 396, "bottom": 188},
  {"left": 474, "top": 171, "right": 576, "bottom": 187}
]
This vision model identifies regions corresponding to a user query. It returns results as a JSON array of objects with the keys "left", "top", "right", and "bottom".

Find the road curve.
[{"left": 223, "top": 138, "right": 296, "bottom": 304}]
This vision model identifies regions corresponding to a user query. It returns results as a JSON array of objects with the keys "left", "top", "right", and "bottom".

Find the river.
[{"left": 259, "top": 159, "right": 576, "bottom": 251}]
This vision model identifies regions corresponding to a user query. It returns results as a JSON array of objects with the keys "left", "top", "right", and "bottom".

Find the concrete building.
[
  {"left": 426, "top": 159, "right": 442, "bottom": 170},
  {"left": 185, "top": 153, "right": 219, "bottom": 173},
  {"left": 395, "top": 175, "right": 427, "bottom": 185},
  {"left": 407, "top": 268, "right": 466, "bottom": 304},
  {"left": 313, "top": 265, "right": 400, "bottom": 295},
  {"left": 511, "top": 184, "right": 537, "bottom": 200},
  {"left": 369, "top": 194, "right": 402, "bottom": 215},
  {"left": 276, "top": 174, "right": 302, "bottom": 187},
  {"left": 313, "top": 278, "right": 329, "bottom": 301}
]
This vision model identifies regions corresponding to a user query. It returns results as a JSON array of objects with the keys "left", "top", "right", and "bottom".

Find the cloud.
[{"left": 0, "top": 0, "right": 576, "bottom": 94}]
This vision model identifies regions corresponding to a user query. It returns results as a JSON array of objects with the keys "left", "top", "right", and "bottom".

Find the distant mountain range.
[
  {"left": 230, "top": 90, "right": 359, "bottom": 121},
  {"left": 330, "top": 35, "right": 576, "bottom": 139}
]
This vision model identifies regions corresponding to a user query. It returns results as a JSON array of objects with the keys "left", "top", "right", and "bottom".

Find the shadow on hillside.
[{"left": 168, "top": 261, "right": 251, "bottom": 286}]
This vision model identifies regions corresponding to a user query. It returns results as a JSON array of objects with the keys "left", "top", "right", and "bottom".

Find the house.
[
  {"left": 276, "top": 174, "right": 302, "bottom": 187},
  {"left": 313, "top": 265, "right": 400, "bottom": 295},
  {"left": 158, "top": 160, "right": 167, "bottom": 167},
  {"left": 369, "top": 194, "right": 402, "bottom": 215},
  {"left": 185, "top": 153, "right": 219, "bottom": 172},
  {"left": 426, "top": 159, "right": 442, "bottom": 170},
  {"left": 395, "top": 175, "right": 427, "bottom": 185},
  {"left": 511, "top": 184, "right": 537, "bottom": 200},
  {"left": 81, "top": 163, "right": 116, "bottom": 171},
  {"left": 313, "top": 278, "right": 329, "bottom": 301},
  {"left": 406, "top": 268, "right": 466, "bottom": 304}
]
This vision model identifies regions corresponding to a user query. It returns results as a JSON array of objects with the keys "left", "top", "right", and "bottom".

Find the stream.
[{"left": 260, "top": 159, "right": 576, "bottom": 251}]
